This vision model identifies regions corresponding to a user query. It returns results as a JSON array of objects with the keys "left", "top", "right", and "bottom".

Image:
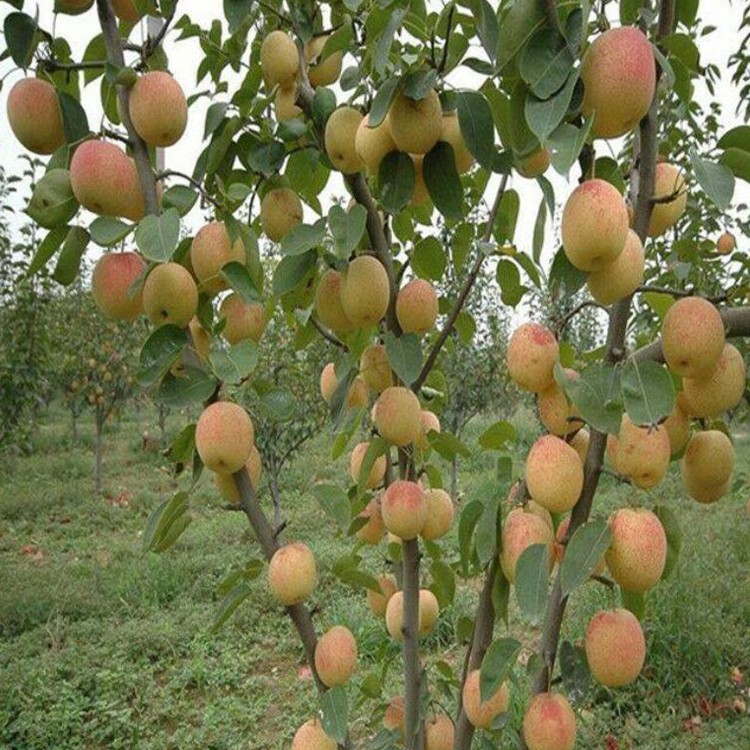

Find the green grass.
[{"left": 0, "top": 404, "right": 748, "bottom": 749}]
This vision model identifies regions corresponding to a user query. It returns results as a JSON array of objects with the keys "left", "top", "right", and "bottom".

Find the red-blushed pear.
[
  {"left": 142, "top": 262, "right": 199, "bottom": 328},
  {"left": 661, "top": 296, "right": 725, "bottom": 379},
  {"left": 662, "top": 400, "right": 690, "bottom": 456},
  {"left": 189, "top": 318, "right": 211, "bottom": 361},
  {"left": 214, "top": 447, "right": 262, "bottom": 503},
  {"left": 554, "top": 517, "right": 606, "bottom": 575},
  {"left": 440, "top": 111, "right": 474, "bottom": 174},
  {"left": 91, "top": 252, "right": 145, "bottom": 320},
  {"left": 507, "top": 322, "right": 560, "bottom": 393},
  {"left": 340, "top": 255, "right": 390, "bottom": 327},
  {"left": 381, "top": 480, "right": 426, "bottom": 540},
  {"left": 383, "top": 696, "right": 405, "bottom": 734},
  {"left": 268, "top": 542, "right": 316, "bottom": 605},
  {"left": 260, "top": 187, "right": 303, "bottom": 242},
  {"left": 275, "top": 85, "right": 302, "bottom": 121},
  {"left": 500, "top": 507, "right": 555, "bottom": 583},
  {"left": 587, "top": 229, "right": 645, "bottom": 305},
  {"left": 110, "top": 0, "right": 142, "bottom": 21},
  {"left": 585, "top": 608, "right": 646, "bottom": 687},
  {"left": 195, "top": 401, "right": 254, "bottom": 474},
  {"left": 648, "top": 162, "right": 687, "bottom": 237},
  {"left": 681, "top": 430, "right": 735, "bottom": 504},
  {"left": 7, "top": 78, "right": 65, "bottom": 155},
  {"left": 682, "top": 343, "right": 746, "bottom": 418},
  {"left": 291, "top": 719, "right": 336, "bottom": 750},
  {"left": 581, "top": 26, "right": 656, "bottom": 139},
  {"left": 314, "top": 625, "right": 357, "bottom": 687},
  {"left": 396, "top": 278, "right": 438, "bottom": 334},
  {"left": 325, "top": 107, "right": 364, "bottom": 174},
  {"left": 260, "top": 30, "right": 299, "bottom": 88},
  {"left": 355, "top": 497, "right": 385, "bottom": 544},
  {"left": 359, "top": 344, "right": 392, "bottom": 392},
  {"left": 462, "top": 669, "right": 510, "bottom": 730},
  {"left": 355, "top": 114, "right": 397, "bottom": 174},
  {"left": 561, "top": 179, "right": 629, "bottom": 271},
  {"left": 526, "top": 435, "right": 584, "bottom": 513},
  {"left": 350, "top": 441, "right": 386, "bottom": 489},
  {"left": 516, "top": 148, "right": 551, "bottom": 178},
  {"left": 367, "top": 574, "right": 397, "bottom": 617},
  {"left": 522, "top": 692, "right": 577, "bottom": 750},
  {"left": 219, "top": 294, "right": 267, "bottom": 345},
  {"left": 387, "top": 89, "right": 443, "bottom": 155},
  {"left": 425, "top": 714, "right": 455, "bottom": 750},
  {"left": 410, "top": 155, "right": 430, "bottom": 207},
  {"left": 615, "top": 414, "right": 670, "bottom": 489},
  {"left": 420, "top": 489, "right": 454, "bottom": 541},
  {"left": 716, "top": 231, "right": 736, "bottom": 255},
  {"left": 129, "top": 71, "right": 187, "bottom": 147},
  {"left": 70, "top": 140, "right": 145, "bottom": 220},
  {"left": 190, "top": 221, "right": 246, "bottom": 294},
  {"left": 372, "top": 386, "right": 422, "bottom": 446},
  {"left": 415, "top": 410, "right": 441, "bottom": 450},
  {"left": 319, "top": 363, "right": 368, "bottom": 408},
  {"left": 569, "top": 428, "right": 590, "bottom": 464},
  {"left": 315, "top": 270, "right": 354, "bottom": 334},
  {"left": 385, "top": 589, "right": 439, "bottom": 640},
  {"left": 305, "top": 34, "right": 343, "bottom": 87},
  {"left": 606, "top": 507, "right": 667, "bottom": 592},
  {"left": 537, "top": 369, "right": 581, "bottom": 436}
]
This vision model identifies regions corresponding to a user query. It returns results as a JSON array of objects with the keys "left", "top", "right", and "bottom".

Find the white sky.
[{"left": 0, "top": 3, "right": 747, "bottom": 266}]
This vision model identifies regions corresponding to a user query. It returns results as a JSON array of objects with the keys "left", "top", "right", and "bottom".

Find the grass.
[{"left": 0, "top": 403, "right": 748, "bottom": 749}]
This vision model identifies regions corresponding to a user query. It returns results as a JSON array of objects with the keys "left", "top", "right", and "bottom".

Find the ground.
[{"left": 0, "top": 404, "right": 748, "bottom": 750}]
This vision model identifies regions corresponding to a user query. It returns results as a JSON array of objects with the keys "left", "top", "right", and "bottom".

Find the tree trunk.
[
  {"left": 94, "top": 412, "right": 103, "bottom": 494},
  {"left": 450, "top": 455, "right": 458, "bottom": 499},
  {"left": 71, "top": 409, "right": 78, "bottom": 446},
  {"left": 158, "top": 403, "right": 168, "bottom": 445},
  {"left": 269, "top": 461, "right": 283, "bottom": 529}
]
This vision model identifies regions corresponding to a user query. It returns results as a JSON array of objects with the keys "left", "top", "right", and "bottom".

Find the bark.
[{"left": 94, "top": 412, "right": 104, "bottom": 494}]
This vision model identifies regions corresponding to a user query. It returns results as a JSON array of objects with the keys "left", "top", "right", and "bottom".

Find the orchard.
[{"left": 0, "top": 1, "right": 749, "bottom": 749}]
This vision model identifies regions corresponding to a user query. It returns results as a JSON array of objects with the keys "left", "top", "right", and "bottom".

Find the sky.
[{"left": 0, "top": 2, "right": 747, "bottom": 267}]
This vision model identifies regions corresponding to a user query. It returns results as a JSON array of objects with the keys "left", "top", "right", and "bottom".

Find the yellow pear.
[
  {"left": 325, "top": 107, "right": 364, "bottom": 174},
  {"left": 387, "top": 89, "right": 443, "bottom": 155}
]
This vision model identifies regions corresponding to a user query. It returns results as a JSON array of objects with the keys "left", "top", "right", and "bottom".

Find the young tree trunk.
[
  {"left": 450, "top": 412, "right": 461, "bottom": 497},
  {"left": 268, "top": 456, "right": 283, "bottom": 529},
  {"left": 71, "top": 409, "right": 78, "bottom": 446},
  {"left": 158, "top": 403, "right": 168, "bottom": 445},
  {"left": 94, "top": 412, "right": 103, "bottom": 495}
]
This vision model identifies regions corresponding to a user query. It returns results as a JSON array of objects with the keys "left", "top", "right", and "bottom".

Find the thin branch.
[
  {"left": 142, "top": 1, "right": 177, "bottom": 59},
  {"left": 413, "top": 173, "right": 509, "bottom": 391},
  {"left": 554, "top": 300, "right": 610, "bottom": 335},
  {"left": 636, "top": 285, "right": 728, "bottom": 304},
  {"left": 311, "top": 316, "right": 347, "bottom": 349},
  {"left": 437, "top": 2, "right": 456, "bottom": 74},
  {"left": 39, "top": 59, "right": 108, "bottom": 71},
  {"left": 157, "top": 169, "right": 221, "bottom": 208}
]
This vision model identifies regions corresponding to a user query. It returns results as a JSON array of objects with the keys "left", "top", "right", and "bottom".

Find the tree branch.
[
  {"left": 554, "top": 300, "right": 609, "bottom": 336},
  {"left": 636, "top": 285, "right": 729, "bottom": 304},
  {"left": 96, "top": 0, "right": 159, "bottom": 216},
  {"left": 310, "top": 316, "right": 347, "bottom": 349},
  {"left": 401, "top": 538, "right": 424, "bottom": 750},
  {"left": 540, "top": 0, "right": 562, "bottom": 35},
  {"left": 413, "top": 173, "right": 509, "bottom": 391}
]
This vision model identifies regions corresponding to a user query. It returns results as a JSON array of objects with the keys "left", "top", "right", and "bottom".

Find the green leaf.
[
  {"left": 402, "top": 68, "right": 438, "bottom": 100},
  {"left": 156, "top": 367, "right": 218, "bottom": 407},
  {"left": 258, "top": 388, "right": 296, "bottom": 422},
  {"left": 429, "top": 431, "right": 471, "bottom": 461},
  {"left": 689, "top": 150, "right": 735, "bottom": 211},
  {"left": 478, "top": 421, "right": 516, "bottom": 451},
  {"left": 142, "top": 491, "right": 190, "bottom": 552},
  {"left": 137, "top": 325, "right": 188, "bottom": 388},
  {"left": 135, "top": 208, "right": 181, "bottom": 262},
  {"left": 456, "top": 90, "right": 495, "bottom": 170},
  {"left": 57, "top": 91, "right": 90, "bottom": 144},
  {"left": 320, "top": 686, "right": 348, "bottom": 744},
  {"left": 204, "top": 101, "right": 229, "bottom": 139},
  {"left": 471, "top": 0, "right": 499, "bottom": 63},
  {"left": 621, "top": 589, "right": 646, "bottom": 620},
  {"left": 514, "top": 543, "right": 550, "bottom": 624},
  {"left": 549, "top": 246, "right": 587, "bottom": 298},
  {"left": 532, "top": 198, "right": 547, "bottom": 263},
  {"left": 210, "top": 341, "right": 258, "bottom": 384},
  {"left": 368, "top": 76, "right": 400, "bottom": 128},
  {"left": 384, "top": 331, "right": 422, "bottom": 386},
  {"left": 430, "top": 559, "right": 456, "bottom": 608},
  {"left": 717, "top": 125, "right": 750, "bottom": 152},
  {"left": 411, "top": 236, "right": 446, "bottom": 281},
  {"left": 620, "top": 359, "right": 675, "bottom": 426},
  {"left": 52, "top": 226, "right": 89, "bottom": 285},
  {"left": 26, "top": 169, "right": 79, "bottom": 229},
  {"left": 519, "top": 29, "right": 575, "bottom": 99},
  {"left": 221, "top": 261, "right": 260, "bottom": 302},
  {"left": 560, "top": 520, "right": 612, "bottom": 596},
  {"left": 246, "top": 140, "right": 286, "bottom": 177},
  {"left": 272, "top": 249, "right": 317, "bottom": 296},
  {"left": 424, "top": 142, "right": 463, "bottom": 220},
  {"left": 166, "top": 423, "right": 196, "bottom": 465},
  {"left": 373, "top": 7, "right": 406, "bottom": 75},
  {"left": 492, "top": 566, "right": 511, "bottom": 626},
  {"left": 355, "top": 437, "right": 387, "bottom": 496},
  {"left": 329, "top": 204, "right": 367, "bottom": 257},
  {"left": 496, "top": 0, "right": 545, "bottom": 71},
  {"left": 559, "top": 641, "right": 591, "bottom": 701},
  {"left": 458, "top": 500, "right": 484, "bottom": 575},
  {"left": 619, "top": 0, "right": 641, "bottom": 24},
  {"left": 555, "top": 362, "right": 623, "bottom": 435},
  {"left": 480, "top": 638, "right": 521, "bottom": 702},
  {"left": 4, "top": 12, "right": 37, "bottom": 67},
  {"left": 475, "top": 497, "right": 499, "bottom": 566},
  {"left": 654, "top": 505, "right": 682, "bottom": 579},
  {"left": 27, "top": 225, "right": 69, "bottom": 277},
  {"left": 524, "top": 71, "right": 579, "bottom": 144},
  {"left": 162, "top": 185, "right": 199, "bottom": 216},
  {"left": 642, "top": 291, "right": 675, "bottom": 320},
  {"left": 496, "top": 259, "right": 526, "bottom": 307},
  {"left": 90, "top": 216, "right": 132, "bottom": 247},
  {"left": 496, "top": 189, "right": 520, "bottom": 243},
  {"left": 378, "top": 151, "right": 415, "bottom": 213},
  {"left": 281, "top": 218, "right": 327, "bottom": 256},
  {"left": 312, "top": 484, "right": 351, "bottom": 530},
  {"left": 720, "top": 147, "right": 750, "bottom": 185},
  {"left": 547, "top": 118, "right": 592, "bottom": 174}
]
